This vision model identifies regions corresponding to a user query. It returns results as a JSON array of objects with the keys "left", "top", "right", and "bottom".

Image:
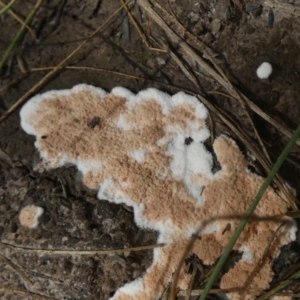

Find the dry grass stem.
[
  {"left": 30, "top": 65, "right": 146, "bottom": 81},
  {"left": 177, "top": 289, "right": 300, "bottom": 297},
  {"left": 0, "top": 0, "right": 42, "bottom": 72},
  {"left": 183, "top": 267, "right": 197, "bottom": 300},
  {"left": 259, "top": 222, "right": 286, "bottom": 263},
  {"left": 0, "top": 253, "right": 33, "bottom": 286},
  {"left": 0, "top": 0, "right": 37, "bottom": 39},
  {"left": 0, "top": 288, "right": 58, "bottom": 300},
  {"left": 120, "top": 0, "right": 165, "bottom": 52},
  {"left": 0, "top": 241, "right": 164, "bottom": 255},
  {"left": 168, "top": 49, "right": 202, "bottom": 90}
]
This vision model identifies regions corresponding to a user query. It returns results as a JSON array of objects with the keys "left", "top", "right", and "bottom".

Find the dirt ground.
[{"left": 0, "top": 0, "right": 300, "bottom": 299}]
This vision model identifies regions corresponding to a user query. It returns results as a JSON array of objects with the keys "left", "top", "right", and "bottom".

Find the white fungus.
[
  {"left": 256, "top": 62, "right": 273, "bottom": 79},
  {"left": 19, "top": 205, "right": 44, "bottom": 229}
]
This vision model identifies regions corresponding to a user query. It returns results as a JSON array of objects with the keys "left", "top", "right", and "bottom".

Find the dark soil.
[{"left": 0, "top": 0, "right": 300, "bottom": 299}]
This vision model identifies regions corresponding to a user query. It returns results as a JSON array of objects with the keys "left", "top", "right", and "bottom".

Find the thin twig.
[
  {"left": 177, "top": 289, "right": 300, "bottom": 297},
  {"left": 0, "top": 288, "right": 58, "bottom": 300},
  {"left": 0, "top": 0, "right": 42, "bottom": 72},
  {"left": 184, "top": 267, "right": 197, "bottom": 300},
  {"left": 0, "top": 241, "right": 164, "bottom": 255},
  {"left": 0, "top": 253, "right": 33, "bottom": 286},
  {"left": 260, "top": 222, "right": 285, "bottom": 263},
  {"left": 168, "top": 48, "right": 202, "bottom": 90},
  {"left": 0, "top": 0, "right": 132, "bottom": 123},
  {"left": 0, "top": 0, "right": 16, "bottom": 16},
  {"left": 120, "top": 0, "right": 165, "bottom": 52},
  {"left": 0, "top": 0, "right": 37, "bottom": 39}
]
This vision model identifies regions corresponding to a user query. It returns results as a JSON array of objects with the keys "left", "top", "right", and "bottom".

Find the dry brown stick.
[
  {"left": 0, "top": 253, "right": 33, "bottom": 286},
  {"left": 260, "top": 222, "right": 285, "bottom": 263},
  {"left": 208, "top": 111, "right": 215, "bottom": 146},
  {"left": 177, "top": 289, "right": 300, "bottom": 297},
  {"left": 31, "top": 66, "right": 145, "bottom": 79},
  {"left": 168, "top": 49, "right": 201, "bottom": 89},
  {"left": 241, "top": 93, "right": 300, "bottom": 147},
  {"left": 0, "top": 0, "right": 132, "bottom": 123},
  {"left": 177, "top": 288, "right": 243, "bottom": 297},
  {"left": 0, "top": 0, "right": 42, "bottom": 73},
  {"left": 0, "top": 0, "right": 37, "bottom": 39},
  {"left": 208, "top": 90, "right": 238, "bottom": 102},
  {"left": 120, "top": 0, "right": 165, "bottom": 52},
  {"left": 0, "top": 288, "right": 58, "bottom": 300},
  {"left": 184, "top": 267, "right": 197, "bottom": 300},
  {"left": 0, "top": 241, "right": 164, "bottom": 255}
]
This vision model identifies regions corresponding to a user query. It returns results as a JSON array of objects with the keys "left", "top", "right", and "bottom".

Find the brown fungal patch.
[
  {"left": 19, "top": 205, "right": 44, "bottom": 229},
  {"left": 20, "top": 85, "right": 296, "bottom": 300}
]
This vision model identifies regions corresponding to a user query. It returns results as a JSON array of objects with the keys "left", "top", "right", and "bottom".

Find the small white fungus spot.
[
  {"left": 19, "top": 205, "right": 44, "bottom": 229},
  {"left": 256, "top": 62, "right": 273, "bottom": 79}
]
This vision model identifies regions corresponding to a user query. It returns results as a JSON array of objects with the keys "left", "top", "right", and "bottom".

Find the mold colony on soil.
[
  {"left": 20, "top": 85, "right": 297, "bottom": 300},
  {"left": 19, "top": 205, "right": 44, "bottom": 229}
]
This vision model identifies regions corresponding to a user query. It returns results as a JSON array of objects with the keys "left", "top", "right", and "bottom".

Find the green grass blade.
[
  {"left": 199, "top": 122, "right": 300, "bottom": 300},
  {"left": 0, "top": 0, "right": 17, "bottom": 16},
  {"left": 0, "top": 0, "right": 42, "bottom": 74}
]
